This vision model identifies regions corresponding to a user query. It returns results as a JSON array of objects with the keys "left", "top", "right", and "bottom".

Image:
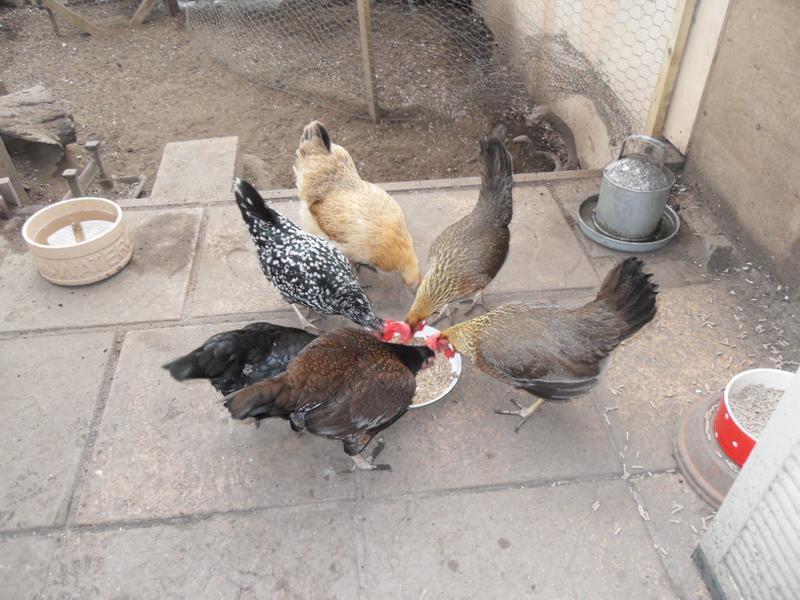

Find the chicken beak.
[{"left": 424, "top": 334, "right": 439, "bottom": 352}]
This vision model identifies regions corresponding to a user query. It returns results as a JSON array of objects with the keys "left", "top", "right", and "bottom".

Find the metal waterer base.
[{"left": 577, "top": 194, "right": 680, "bottom": 253}]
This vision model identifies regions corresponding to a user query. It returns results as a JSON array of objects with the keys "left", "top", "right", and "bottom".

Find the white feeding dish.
[
  {"left": 409, "top": 324, "right": 462, "bottom": 409},
  {"left": 22, "top": 197, "right": 132, "bottom": 286}
]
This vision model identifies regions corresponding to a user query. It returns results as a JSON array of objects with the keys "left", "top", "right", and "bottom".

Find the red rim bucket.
[{"left": 715, "top": 368, "right": 794, "bottom": 466}]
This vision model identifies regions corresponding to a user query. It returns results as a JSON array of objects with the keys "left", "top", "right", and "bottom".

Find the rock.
[
  {"left": 242, "top": 153, "right": 278, "bottom": 190},
  {"left": 0, "top": 85, "right": 77, "bottom": 153},
  {"left": 703, "top": 234, "right": 734, "bottom": 273}
]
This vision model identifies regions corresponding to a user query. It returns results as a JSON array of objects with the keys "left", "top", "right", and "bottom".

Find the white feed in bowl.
[
  {"left": 412, "top": 349, "right": 457, "bottom": 406},
  {"left": 728, "top": 384, "right": 784, "bottom": 437}
]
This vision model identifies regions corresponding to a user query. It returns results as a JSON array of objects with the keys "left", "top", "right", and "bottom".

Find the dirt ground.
[{"left": 0, "top": 3, "right": 566, "bottom": 204}]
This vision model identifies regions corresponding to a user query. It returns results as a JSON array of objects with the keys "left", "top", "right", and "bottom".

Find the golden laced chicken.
[
  {"left": 404, "top": 127, "right": 513, "bottom": 333},
  {"left": 293, "top": 120, "right": 421, "bottom": 289},
  {"left": 224, "top": 327, "right": 435, "bottom": 471},
  {"left": 423, "top": 258, "right": 658, "bottom": 431}
]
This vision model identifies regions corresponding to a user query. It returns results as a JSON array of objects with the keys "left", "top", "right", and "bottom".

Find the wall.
[{"left": 684, "top": 0, "right": 800, "bottom": 290}]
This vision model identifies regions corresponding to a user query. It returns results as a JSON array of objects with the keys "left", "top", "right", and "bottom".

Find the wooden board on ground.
[{"left": 40, "top": 0, "right": 103, "bottom": 36}]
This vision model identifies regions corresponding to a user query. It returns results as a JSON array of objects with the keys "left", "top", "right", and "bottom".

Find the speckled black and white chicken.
[{"left": 234, "top": 179, "right": 389, "bottom": 334}]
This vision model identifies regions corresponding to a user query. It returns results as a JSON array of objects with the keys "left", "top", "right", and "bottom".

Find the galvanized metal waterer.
[{"left": 594, "top": 135, "right": 676, "bottom": 241}]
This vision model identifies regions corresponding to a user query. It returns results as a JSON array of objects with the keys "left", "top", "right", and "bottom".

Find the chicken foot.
[
  {"left": 460, "top": 289, "right": 488, "bottom": 315},
  {"left": 292, "top": 304, "right": 322, "bottom": 333},
  {"left": 354, "top": 262, "right": 379, "bottom": 274},
  {"left": 495, "top": 397, "right": 546, "bottom": 433},
  {"left": 349, "top": 438, "right": 391, "bottom": 471}
]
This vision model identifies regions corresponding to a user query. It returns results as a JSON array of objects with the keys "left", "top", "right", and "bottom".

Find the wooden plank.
[
  {"left": 355, "top": 0, "right": 379, "bottom": 122},
  {"left": 130, "top": 0, "right": 158, "bottom": 25},
  {"left": 0, "top": 137, "right": 29, "bottom": 206},
  {"left": 662, "top": 0, "right": 731, "bottom": 152},
  {"left": 644, "top": 0, "right": 697, "bottom": 137},
  {"left": 41, "top": 0, "right": 103, "bottom": 36}
]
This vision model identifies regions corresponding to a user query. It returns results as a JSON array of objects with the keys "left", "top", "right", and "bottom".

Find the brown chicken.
[
  {"left": 404, "top": 128, "right": 513, "bottom": 332},
  {"left": 293, "top": 120, "right": 421, "bottom": 288},
  {"left": 223, "top": 327, "right": 434, "bottom": 470},
  {"left": 424, "top": 258, "right": 658, "bottom": 430}
]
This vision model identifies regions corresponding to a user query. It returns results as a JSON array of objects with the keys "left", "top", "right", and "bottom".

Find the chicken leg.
[
  {"left": 461, "top": 289, "right": 488, "bottom": 315},
  {"left": 349, "top": 438, "right": 391, "bottom": 471},
  {"left": 495, "top": 397, "right": 546, "bottom": 433},
  {"left": 292, "top": 304, "right": 322, "bottom": 332}
]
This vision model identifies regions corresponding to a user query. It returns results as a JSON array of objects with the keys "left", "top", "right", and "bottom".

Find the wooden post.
[
  {"left": 62, "top": 168, "right": 83, "bottom": 199},
  {"left": 0, "top": 138, "right": 29, "bottom": 206},
  {"left": 356, "top": 0, "right": 379, "bottom": 122},
  {"left": 41, "top": 0, "right": 103, "bottom": 36},
  {"left": 163, "top": 0, "right": 180, "bottom": 17},
  {"left": 645, "top": 0, "right": 697, "bottom": 137}
]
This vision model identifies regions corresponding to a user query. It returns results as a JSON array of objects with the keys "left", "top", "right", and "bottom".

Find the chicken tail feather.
[
  {"left": 301, "top": 120, "right": 332, "bottom": 153},
  {"left": 594, "top": 257, "right": 658, "bottom": 339},
  {"left": 162, "top": 353, "right": 207, "bottom": 382},
  {"left": 224, "top": 376, "right": 293, "bottom": 421},
  {"left": 479, "top": 129, "right": 513, "bottom": 197},
  {"left": 234, "top": 178, "right": 281, "bottom": 226}
]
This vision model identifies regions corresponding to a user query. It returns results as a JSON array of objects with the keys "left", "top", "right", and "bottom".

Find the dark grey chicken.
[
  {"left": 162, "top": 322, "right": 316, "bottom": 395},
  {"left": 424, "top": 258, "right": 658, "bottom": 430}
]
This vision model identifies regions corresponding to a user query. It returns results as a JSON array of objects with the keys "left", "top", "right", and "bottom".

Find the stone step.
[{"left": 150, "top": 136, "right": 242, "bottom": 204}]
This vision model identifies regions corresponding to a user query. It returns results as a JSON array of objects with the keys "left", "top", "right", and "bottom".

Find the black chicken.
[
  {"left": 224, "top": 327, "right": 435, "bottom": 470},
  {"left": 162, "top": 322, "right": 316, "bottom": 395}
]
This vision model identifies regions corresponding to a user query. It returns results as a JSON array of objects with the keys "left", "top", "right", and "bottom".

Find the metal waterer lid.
[{"left": 603, "top": 135, "right": 675, "bottom": 192}]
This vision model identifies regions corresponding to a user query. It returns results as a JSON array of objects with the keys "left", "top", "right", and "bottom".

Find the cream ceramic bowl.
[{"left": 22, "top": 197, "right": 132, "bottom": 286}]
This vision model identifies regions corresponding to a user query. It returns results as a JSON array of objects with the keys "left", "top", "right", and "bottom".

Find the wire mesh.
[{"left": 186, "top": 0, "right": 678, "bottom": 134}]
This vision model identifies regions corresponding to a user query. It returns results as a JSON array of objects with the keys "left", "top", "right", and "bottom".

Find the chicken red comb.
[
  {"left": 381, "top": 320, "right": 412, "bottom": 343},
  {"left": 424, "top": 333, "right": 456, "bottom": 358}
]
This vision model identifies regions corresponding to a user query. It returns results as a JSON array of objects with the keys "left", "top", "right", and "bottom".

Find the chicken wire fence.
[{"left": 187, "top": 0, "right": 678, "bottom": 134}]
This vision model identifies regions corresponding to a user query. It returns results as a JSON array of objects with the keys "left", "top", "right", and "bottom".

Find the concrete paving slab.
[
  {"left": 358, "top": 481, "right": 676, "bottom": 599},
  {"left": 186, "top": 186, "right": 598, "bottom": 318},
  {"left": 149, "top": 137, "right": 241, "bottom": 205},
  {"left": 356, "top": 358, "right": 619, "bottom": 499},
  {"left": 634, "top": 473, "right": 714, "bottom": 600},
  {"left": 74, "top": 322, "right": 355, "bottom": 525},
  {"left": 0, "top": 332, "right": 113, "bottom": 531},
  {"left": 0, "top": 209, "right": 202, "bottom": 332},
  {"left": 592, "top": 285, "right": 755, "bottom": 473},
  {"left": 0, "top": 536, "right": 57, "bottom": 600},
  {"left": 41, "top": 507, "right": 359, "bottom": 599}
]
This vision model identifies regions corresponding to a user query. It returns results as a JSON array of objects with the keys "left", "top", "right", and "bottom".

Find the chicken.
[
  {"left": 223, "top": 327, "right": 435, "bottom": 470},
  {"left": 293, "top": 120, "right": 421, "bottom": 288},
  {"left": 404, "top": 128, "right": 513, "bottom": 332},
  {"left": 162, "top": 322, "right": 316, "bottom": 396},
  {"left": 424, "top": 258, "right": 658, "bottom": 431},
  {"left": 234, "top": 179, "right": 401, "bottom": 336}
]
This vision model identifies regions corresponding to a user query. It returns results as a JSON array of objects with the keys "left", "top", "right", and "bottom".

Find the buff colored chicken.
[
  {"left": 404, "top": 128, "right": 513, "bottom": 332},
  {"left": 293, "top": 120, "right": 421, "bottom": 288},
  {"left": 423, "top": 258, "right": 658, "bottom": 431}
]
